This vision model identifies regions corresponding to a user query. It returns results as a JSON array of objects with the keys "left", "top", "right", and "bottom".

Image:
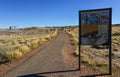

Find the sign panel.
[
  {"left": 80, "top": 9, "right": 110, "bottom": 45},
  {"left": 79, "top": 8, "right": 112, "bottom": 75}
]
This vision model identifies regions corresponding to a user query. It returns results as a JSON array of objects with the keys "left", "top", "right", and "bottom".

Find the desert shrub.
[
  {"left": 11, "top": 49, "right": 23, "bottom": 59},
  {"left": 0, "top": 52, "right": 10, "bottom": 63},
  {"left": 31, "top": 40, "right": 39, "bottom": 48},
  {"left": 81, "top": 57, "right": 89, "bottom": 63},
  {"left": 50, "top": 31, "right": 58, "bottom": 38},
  {"left": 0, "top": 50, "right": 21, "bottom": 63},
  {"left": 0, "top": 28, "right": 58, "bottom": 63},
  {"left": 70, "top": 38, "right": 74, "bottom": 41},
  {"left": 38, "top": 39, "right": 47, "bottom": 45},
  {"left": 45, "top": 35, "right": 51, "bottom": 40},
  {"left": 0, "top": 46, "right": 15, "bottom": 63},
  {"left": 25, "top": 41, "right": 32, "bottom": 47},
  {"left": 3, "top": 51, "right": 17, "bottom": 61},
  {"left": 74, "top": 38, "right": 78, "bottom": 43},
  {"left": 95, "top": 63, "right": 108, "bottom": 67},
  {"left": 75, "top": 50, "right": 79, "bottom": 56},
  {"left": 81, "top": 52, "right": 108, "bottom": 68},
  {"left": 82, "top": 57, "right": 98, "bottom": 67},
  {"left": 19, "top": 45, "right": 30, "bottom": 54},
  {"left": 11, "top": 40, "right": 19, "bottom": 45},
  {"left": 39, "top": 38, "right": 47, "bottom": 42},
  {"left": 72, "top": 38, "right": 78, "bottom": 45},
  {"left": 75, "top": 47, "right": 79, "bottom": 56},
  {"left": 88, "top": 61, "right": 96, "bottom": 67},
  {"left": 0, "top": 46, "right": 13, "bottom": 53}
]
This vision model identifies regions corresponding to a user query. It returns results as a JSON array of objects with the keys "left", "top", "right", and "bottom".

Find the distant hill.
[{"left": 112, "top": 24, "right": 120, "bottom": 26}]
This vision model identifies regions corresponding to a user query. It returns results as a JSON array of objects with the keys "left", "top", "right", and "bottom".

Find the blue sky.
[{"left": 0, "top": 0, "right": 120, "bottom": 28}]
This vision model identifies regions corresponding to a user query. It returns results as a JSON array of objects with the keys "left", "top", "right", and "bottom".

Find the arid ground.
[{"left": 0, "top": 26, "right": 119, "bottom": 77}]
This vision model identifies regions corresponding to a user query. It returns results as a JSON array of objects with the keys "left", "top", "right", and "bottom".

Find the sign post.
[{"left": 79, "top": 8, "right": 112, "bottom": 75}]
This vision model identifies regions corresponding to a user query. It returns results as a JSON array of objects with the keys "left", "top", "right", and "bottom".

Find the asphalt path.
[{"left": 2, "top": 30, "right": 74, "bottom": 77}]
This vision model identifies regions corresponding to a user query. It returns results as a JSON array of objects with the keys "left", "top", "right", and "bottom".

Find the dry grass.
[
  {"left": 19, "top": 45, "right": 30, "bottom": 54},
  {"left": 0, "top": 28, "right": 58, "bottom": 63},
  {"left": 65, "top": 26, "right": 120, "bottom": 76},
  {"left": 31, "top": 40, "right": 39, "bottom": 49}
]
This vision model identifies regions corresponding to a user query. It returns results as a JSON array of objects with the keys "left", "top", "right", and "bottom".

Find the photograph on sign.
[{"left": 81, "top": 10, "right": 109, "bottom": 45}]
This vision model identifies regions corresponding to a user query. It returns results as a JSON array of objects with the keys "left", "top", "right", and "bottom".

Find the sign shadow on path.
[{"left": 17, "top": 69, "right": 78, "bottom": 77}]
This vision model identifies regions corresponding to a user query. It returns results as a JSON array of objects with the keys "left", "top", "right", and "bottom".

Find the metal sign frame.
[{"left": 79, "top": 8, "right": 112, "bottom": 75}]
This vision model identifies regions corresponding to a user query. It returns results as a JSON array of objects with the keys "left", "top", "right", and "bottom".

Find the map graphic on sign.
[{"left": 80, "top": 10, "right": 110, "bottom": 45}]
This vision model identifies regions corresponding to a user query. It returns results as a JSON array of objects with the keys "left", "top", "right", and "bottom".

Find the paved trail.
[{"left": 2, "top": 31, "right": 75, "bottom": 77}]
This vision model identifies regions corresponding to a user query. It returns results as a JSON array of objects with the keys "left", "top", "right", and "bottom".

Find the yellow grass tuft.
[
  {"left": 75, "top": 47, "right": 79, "bottom": 56},
  {"left": 38, "top": 39, "right": 47, "bottom": 45},
  {"left": 11, "top": 49, "right": 23, "bottom": 59},
  {"left": 31, "top": 40, "right": 39, "bottom": 48},
  {"left": 19, "top": 45, "right": 30, "bottom": 54},
  {"left": 45, "top": 35, "right": 51, "bottom": 40}
]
